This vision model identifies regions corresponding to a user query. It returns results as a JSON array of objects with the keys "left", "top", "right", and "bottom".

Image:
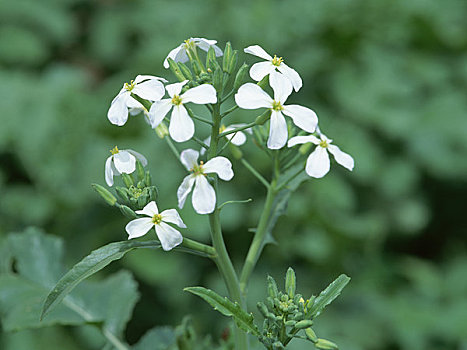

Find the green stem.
[
  {"left": 186, "top": 107, "right": 213, "bottom": 125},
  {"left": 239, "top": 182, "right": 278, "bottom": 294},
  {"left": 180, "top": 237, "right": 216, "bottom": 258},
  {"left": 218, "top": 121, "right": 256, "bottom": 138},
  {"left": 192, "top": 136, "right": 209, "bottom": 150},
  {"left": 241, "top": 158, "right": 270, "bottom": 189},
  {"left": 221, "top": 104, "right": 239, "bottom": 118},
  {"left": 207, "top": 103, "right": 248, "bottom": 350},
  {"left": 276, "top": 166, "right": 305, "bottom": 191},
  {"left": 165, "top": 137, "right": 180, "bottom": 159}
]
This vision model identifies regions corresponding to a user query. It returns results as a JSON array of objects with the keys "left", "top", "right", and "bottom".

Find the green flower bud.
[
  {"left": 299, "top": 142, "right": 313, "bottom": 155},
  {"left": 257, "top": 74, "right": 269, "bottom": 89},
  {"left": 155, "top": 122, "right": 169, "bottom": 139},
  {"left": 267, "top": 276, "right": 279, "bottom": 298},
  {"left": 305, "top": 328, "right": 318, "bottom": 343},
  {"left": 257, "top": 302, "right": 269, "bottom": 317},
  {"left": 137, "top": 193, "right": 148, "bottom": 208},
  {"left": 228, "top": 50, "right": 238, "bottom": 74},
  {"left": 92, "top": 183, "right": 117, "bottom": 206},
  {"left": 118, "top": 204, "right": 137, "bottom": 219},
  {"left": 233, "top": 63, "right": 249, "bottom": 90},
  {"left": 144, "top": 171, "right": 152, "bottom": 187},
  {"left": 121, "top": 173, "right": 134, "bottom": 188},
  {"left": 207, "top": 46, "right": 218, "bottom": 70},
  {"left": 136, "top": 160, "right": 145, "bottom": 181},
  {"left": 284, "top": 320, "right": 296, "bottom": 327},
  {"left": 192, "top": 60, "right": 203, "bottom": 76},
  {"left": 285, "top": 267, "right": 296, "bottom": 298},
  {"left": 229, "top": 144, "right": 243, "bottom": 160},
  {"left": 178, "top": 62, "right": 193, "bottom": 80},
  {"left": 294, "top": 320, "right": 313, "bottom": 330},
  {"left": 212, "top": 67, "right": 223, "bottom": 93},
  {"left": 148, "top": 186, "right": 158, "bottom": 201},
  {"left": 167, "top": 58, "right": 186, "bottom": 82},
  {"left": 223, "top": 42, "right": 233, "bottom": 72},
  {"left": 255, "top": 110, "right": 271, "bottom": 125},
  {"left": 315, "top": 339, "right": 338, "bottom": 350},
  {"left": 115, "top": 186, "right": 129, "bottom": 203}
]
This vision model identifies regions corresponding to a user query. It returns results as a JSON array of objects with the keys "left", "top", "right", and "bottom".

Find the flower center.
[
  {"left": 191, "top": 161, "right": 205, "bottom": 176},
  {"left": 319, "top": 139, "right": 329, "bottom": 148},
  {"left": 271, "top": 55, "right": 284, "bottom": 67},
  {"left": 171, "top": 95, "right": 183, "bottom": 106},
  {"left": 124, "top": 80, "right": 136, "bottom": 91},
  {"left": 183, "top": 39, "right": 196, "bottom": 49},
  {"left": 152, "top": 214, "right": 162, "bottom": 225},
  {"left": 272, "top": 100, "right": 283, "bottom": 111},
  {"left": 110, "top": 146, "right": 119, "bottom": 155}
]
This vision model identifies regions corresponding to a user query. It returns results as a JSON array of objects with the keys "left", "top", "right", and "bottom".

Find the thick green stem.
[
  {"left": 180, "top": 237, "right": 216, "bottom": 258},
  {"left": 208, "top": 103, "right": 248, "bottom": 350},
  {"left": 239, "top": 182, "right": 278, "bottom": 294}
]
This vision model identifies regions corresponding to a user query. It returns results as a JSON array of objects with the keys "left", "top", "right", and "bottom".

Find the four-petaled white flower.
[
  {"left": 105, "top": 146, "right": 148, "bottom": 186},
  {"left": 163, "top": 38, "right": 223, "bottom": 69},
  {"left": 244, "top": 45, "right": 302, "bottom": 92},
  {"left": 288, "top": 133, "right": 354, "bottom": 178},
  {"left": 235, "top": 71, "right": 318, "bottom": 149},
  {"left": 177, "top": 149, "right": 234, "bottom": 215},
  {"left": 149, "top": 80, "right": 217, "bottom": 143},
  {"left": 125, "top": 201, "right": 185, "bottom": 251},
  {"left": 200, "top": 124, "right": 252, "bottom": 155},
  {"left": 108, "top": 75, "right": 167, "bottom": 126}
]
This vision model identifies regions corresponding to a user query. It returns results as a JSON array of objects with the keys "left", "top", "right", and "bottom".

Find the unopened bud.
[
  {"left": 255, "top": 110, "right": 271, "bottom": 125},
  {"left": 305, "top": 328, "right": 318, "bottom": 343},
  {"left": 222, "top": 42, "right": 232, "bottom": 73},
  {"left": 315, "top": 339, "right": 338, "bottom": 350},
  {"left": 233, "top": 63, "right": 249, "bottom": 90},
  {"left": 267, "top": 276, "right": 279, "bottom": 298},
  {"left": 121, "top": 173, "right": 134, "bottom": 188},
  {"left": 212, "top": 67, "right": 223, "bottom": 93},
  {"left": 285, "top": 267, "right": 296, "bottom": 298},
  {"left": 92, "top": 184, "right": 117, "bottom": 206},
  {"left": 257, "top": 302, "right": 269, "bottom": 317},
  {"left": 115, "top": 186, "right": 129, "bottom": 203},
  {"left": 118, "top": 204, "right": 137, "bottom": 219},
  {"left": 178, "top": 62, "right": 193, "bottom": 80},
  {"left": 228, "top": 50, "right": 238, "bottom": 74},
  {"left": 155, "top": 121, "right": 169, "bottom": 139},
  {"left": 299, "top": 142, "right": 313, "bottom": 155},
  {"left": 192, "top": 60, "right": 203, "bottom": 76},
  {"left": 229, "top": 144, "right": 243, "bottom": 160},
  {"left": 136, "top": 160, "right": 145, "bottom": 181},
  {"left": 257, "top": 75, "right": 269, "bottom": 89},
  {"left": 144, "top": 171, "right": 152, "bottom": 187},
  {"left": 148, "top": 186, "right": 158, "bottom": 201},
  {"left": 284, "top": 320, "right": 296, "bottom": 327},
  {"left": 167, "top": 58, "right": 186, "bottom": 82},
  {"left": 294, "top": 320, "right": 313, "bottom": 330}
]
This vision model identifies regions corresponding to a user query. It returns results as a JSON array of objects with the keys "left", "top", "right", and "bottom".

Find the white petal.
[
  {"left": 180, "top": 149, "right": 199, "bottom": 170},
  {"left": 134, "top": 75, "right": 168, "bottom": 84},
  {"left": 169, "top": 105, "right": 195, "bottom": 142},
  {"left": 133, "top": 80, "right": 165, "bottom": 101},
  {"left": 282, "top": 105, "right": 318, "bottom": 133},
  {"left": 270, "top": 71, "right": 293, "bottom": 103},
  {"left": 305, "top": 147, "right": 330, "bottom": 178},
  {"left": 195, "top": 39, "right": 223, "bottom": 56},
  {"left": 192, "top": 175, "right": 216, "bottom": 214},
  {"left": 203, "top": 156, "right": 234, "bottom": 181},
  {"left": 287, "top": 135, "right": 320, "bottom": 147},
  {"left": 155, "top": 222, "right": 183, "bottom": 251},
  {"left": 244, "top": 45, "right": 273, "bottom": 61},
  {"left": 177, "top": 175, "right": 196, "bottom": 209},
  {"left": 267, "top": 111, "right": 288, "bottom": 149},
  {"left": 160, "top": 209, "right": 186, "bottom": 228},
  {"left": 277, "top": 63, "right": 302, "bottom": 92},
  {"left": 148, "top": 99, "right": 172, "bottom": 128},
  {"left": 107, "top": 94, "right": 129, "bottom": 126},
  {"left": 182, "top": 84, "right": 217, "bottom": 104},
  {"left": 135, "top": 201, "right": 159, "bottom": 217},
  {"left": 200, "top": 136, "right": 211, "bottom": 155},
  {"left": 125, "top": 95, "right": 143, "bottom": 109},
  {"left": 227, "top": 131, "right": 247, "bottom": 146},
  {"left": 193, "top": 38, "right": 217, "bottom": 46},
  {"left": 166, "top": 80, "right": 189, "bottom": 98},
  {"left": 235, "top": 83, "right": 272, "bottom": 110},
  {"left": 126, "top": 149, "right": 148, "bottom": 166},
  {"left": 125, "top": 218, "right": 154, "bottom": 239},
  {"left": 113, "top": 150, "right": 136, "bottom": 174},
  {"left": 105, "top": 156, "right": 115, "bottom": 186},
  {"left": 249, "top": 61, "right": 275, "bottom": 82},
  {"left": 163, "top": 45, "right": 183, "bottom": 69},
  {"left": 328, "top": 145, "right": 354, "bottom": 171}
]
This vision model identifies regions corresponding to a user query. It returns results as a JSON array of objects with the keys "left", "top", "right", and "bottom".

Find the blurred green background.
[{"left": 1, "top": 0, "right": 467, "bottom": 349}]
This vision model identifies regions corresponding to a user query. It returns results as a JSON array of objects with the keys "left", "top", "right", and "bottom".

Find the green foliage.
[{"left": 306, "top": 274, "right": 350, "bottom": 319}]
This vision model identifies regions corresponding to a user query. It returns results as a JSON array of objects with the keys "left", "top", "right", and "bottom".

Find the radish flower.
[
  {"left": 235, "top": 72, "right": 318, "bottom": 149},
  {"left": 148, "top": 81, "right": 217, "bottom": 142},
  {"left": 105, "top": 146, "right": 147, "bottom": 186},
  {"left": 125, "top": 201, "right": 185, "bottom": 251},
  {"left": 108, "top": 75, "right": 166, "bottom": 126},
  {"left": 288, "top": 133, "right": 354, "bottom": 178},
  {"left": 177, "top": 149, "right": 234, "bottom": 214},
  {"left": 244, "top": 45, "right": 302, "bottom": 92},
  {"left": 164, "top": 38, "right": 223, "bottom": 69}
]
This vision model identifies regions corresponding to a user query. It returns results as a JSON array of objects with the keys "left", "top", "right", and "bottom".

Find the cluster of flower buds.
[{"left": 257, "top": 268, "right": 339, "bottom": 350}]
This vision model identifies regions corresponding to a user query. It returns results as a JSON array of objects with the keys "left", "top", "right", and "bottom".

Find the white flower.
[
  {"left": 105, "top": 146, "right": 148, "bottom": 186},
  {"left": 163, "top": 38, "right": 223, "bottom": 69},
  {"left": 108, "top": 75, "right": 167, "bottom": 126},
  {"left": 288, "top": 133, "right": 354, "bottom": 178},
  {"left": 200, "top": 124, "right": 252, "bottom": 155},
  {"left": 235, "top": 72, "right": 318, "bottom": 149},
  {"left": 125, "top": 201, "right": 185, "bottom": 251},
  {"left": 244, "top": 45, "right": 302, "bottom": 92},
  {"left": 177, "top": 149, "right": 234, "bottom": 214},
  {"left": 148, "top": 80, "right": 217, "bottom": 143}
]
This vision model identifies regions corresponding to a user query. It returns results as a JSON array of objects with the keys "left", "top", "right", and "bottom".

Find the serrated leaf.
[
  {"left": 184, "top": 286, "right": 260, "bottom": 336},
  {"left": 307, "top": 274, "right": 351, "bottom": 319},
  {"left": 41, "top": 239, "right": 160, "bottom": 320}
]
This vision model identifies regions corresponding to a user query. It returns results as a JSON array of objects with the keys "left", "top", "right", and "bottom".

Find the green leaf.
[
  {"left": 184, "top": 286, "right": 260, "bottom": 336},
  {"left": 41, "top": 239, "right": 160, "bottom": 320},
  {"left": 307, "top": 274, "right": 351, "bottom": 319},
  {"left": 132, "top": 326, "right": 175, "bottom": 350}
]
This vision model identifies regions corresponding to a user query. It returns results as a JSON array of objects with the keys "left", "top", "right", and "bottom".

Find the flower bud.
[
  {"left": 228, "top": 50, "right": 238, "bottom": 75},
  {"left": 137, "top": 193, "right": 148, "bottom": 208},
  {"left": 222, "top": 42, "right": 232, "bottom": 73},
  {"left": 257, "top": 302, "right": 269, "bottom": 317},
  {"left": 257, "top": 75, "right": 269, "bottom": 89},
  {"left": 118, "top": 204, "right": 137, "bottom": 219},
  {"left": 92, "top": 183, "right": 117, "bottom": 206},
  {"left": 315, "top": 339, "right": 338, "bottom": 350},
  {"left": 294, "top": 320, "right": 313, "bottom": 330},
  {"left": 229, "top": 144, "right": 243, "bottom": 160},
  {"left": 305, "top": 328, "right": 318, "bottom": 343},
  {"left": 178, "top": 62, "right": 193, "bottom": 80},
  {"left": 255, "top": 110, "right": 271, "bottom": 125},
  {"left": 212, "top": 67, "right": 223, "bottom": 93},
  {"left": 155, "top": 122, "right": 169, "bottom": 139},
  {"left": 267, "top": 276, "right": 279, "bottom": 298},
  {"left": 192, "top": 60, "right": 203, "bottom": 76},
  {"left": 148, "top": 186, "right": 158, "bottom": 201},
  {"left": 233, "top": 63, "right": 249, "bottom": 90},
  {"left": 284, "top": 320, "right": 296, "bottom": 327},
  {"left": 285, "top": 267, "right": 296, "bottom": 298},
  {"left": 144, "top": 171, "right": 152, "bottom": 187},
  {"left": 136, "top": 160, "right": 145, "bottom": 181},
  {"left": 121, "top": 173, "right": 134, "bottom": 188},
  {"left": 115, "top": 186, "right": 129, "bottom": 203},
  {"left": 167, "top": 58, "right": 186, "bottom": 82},
  {"left": 299, "top": 142, "right": 313, "bottom": 155}
]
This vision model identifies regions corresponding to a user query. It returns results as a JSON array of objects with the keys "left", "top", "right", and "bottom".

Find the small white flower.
[
  {"left": 177, "top": 149, "right": 234, "bottom": 215},
  {"left": 108, "top": 75, "right": 167, "bottom": 126},
  {"left": 288, "top": 133, "right": 354, "bottom": 178},
  {"left": 163, "top": 38, "right": 223, "bottom": 69},
  {"left": 148, "top": 81, "right": 217, "bottom": 143},
  {"left": 125, "top": 201, "right": 185, "bottom": 251},
  {"left": 200, "top": 124, "right": 252, "bottom": 155},
  {"left": 235, "top": 72, "right": 318, "bottom": 149},
  {"left": 244, "top": 45, "right": 302, "bottom": 92},
  {"left": 105, "top": 146, "right": 148, "bottom": 186}
]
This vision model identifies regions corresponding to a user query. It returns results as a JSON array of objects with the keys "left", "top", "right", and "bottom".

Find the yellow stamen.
[
  {"left": 124, "top": 80, "right": 136, "bottom": 91},
  {"left": 110, "top": 146, "right": 119, "bottom": 155},
  {"left": 171, "top": 95, "right": 183, "bottom": 106},
  {"left": 319, "top": 139, "right": 329, "bottom": 148},
  {"left": 271, "top": 55, "right": 284, "bottom": 67},
  {"left": 152, "top": 214, "right": 162, "bottom": 225},
  {"left": 272, "top": 100, "right": 283, "bottom": 111},
  {"left": 191, "top": 161, "right": 205, "bottom": 176}
]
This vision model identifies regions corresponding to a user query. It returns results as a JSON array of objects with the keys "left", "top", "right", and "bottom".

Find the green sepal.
[
  {"left": 92, "top": 183, "right": 117, "bottom": 206},
  {"left": 155, "top": 121, "right": 169, "bottom": 139},
  {"left": 306, "top": 274, "right": 350, "bottom": 319},
  {"left": 148, "top": 186, "right": 158, "bottom": 201},
  {"left": 305, "top": 328, "right": 318, "bottom": 343},
  {"left": 285, "top": 267, "right": 296, "bottom": 298},
  {"left": 167, "top": 58, "right": 186, "bottom": 82},
  {"left": 315, "top": 338, "right": 338, "bottom": 350},
  {"left": 233, "top": 63, "right": 249, "bottom": 90},
  {"left": 223, "top": 42, "right": 232, "bottom": 72},
  {"left": 115, "top": 186, "right": 129, "bottom": 203},
  {"left": 144, "top": 171, "right": 152, "bottom": 187},
  {"left": 118, "top": 204, "right": 137, "bottom": 219},
  {"left": 257, "top": 74, "right": 269, "bottom": 89},
  {"left": 121, "top": 173, "right": 134, "bottom": 188},
  {"left": 184, "top": 286, "right": 260, "bottom": 336},
  {"left": 255, "top": 109, "right": 271, "bottom": 125},
  {"left": 267, "top": 275, "right": 279, "bottom": 298},
  {"left": 178, "top": 62, "right": 193, "bottom": 80},
  {"left": 212, "top": 67, "right": 224, "bottom": 93},
  {"left": 206, "top": 46, "right": 219, "bottom": 71},
  {"left": 228, "top": 50, "right": 238, "bottom": 74},
  {"left": 192, "top": 60, "right": 203, "bottom": 76},
  {"left": 136, "top": 160, "right": 145, "bottom": 181},
  {"left": 294, "top": 319, "right": 313, "bottom": 330},
  {"left": 137, "top": 193, "right": 149, "bottom": 208}
]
